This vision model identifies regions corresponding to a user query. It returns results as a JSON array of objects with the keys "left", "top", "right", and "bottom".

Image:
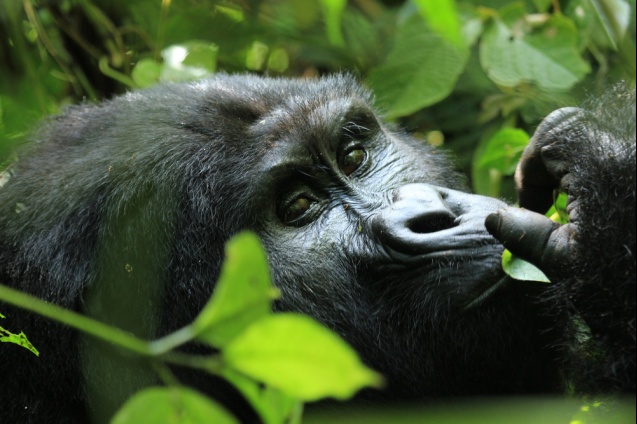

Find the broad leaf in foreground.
[
  {"left": 223, "top": 313, "right": 383, "bottom": 401},
  {"left": 111, "top": 387, "right": 238, "bottom": 424},
  {"left": 193, "top": 232, "right": 277, "bottom": 347}
]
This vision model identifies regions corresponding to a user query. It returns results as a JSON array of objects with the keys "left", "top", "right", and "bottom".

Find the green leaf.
[
  {"left": 480, "top": 5, "right": 590, "bottom": 90},
  {"left": 245, "top": 41, "right": 269, "bottom": 71},
  {"left": 111, "top": 387, "right": 238, "bottom": 424},
  {"left": 412, "top": 0, "right": 464, "bottom": 49},
  {"left": 221, "top": 369, "right": 300, "bottom": 424},
  {"left": 502, "top": 249, "right": 551, "bottom": 283},
  {"left": 0, "top": 328, "right": 40, "bottom": 356},
  {"left": 531, "top": 0, "right": 553, "bottom": 12},
  {"left": 160, "top": 41, "right": 218, "bottom": 83},
  {"left": 367, "top": 14, "right": 468, "bottom": 118},
  {"left": 215, "top": 5, "right": 245, "bottom": 22},
  {"left": 477, "top": 128, "right": 529, "bottom": 175},
  {"left": 131, "top": 59, "right": 162, "bottom": 88},
  {"left": 319, "top": 0, "right": 347, "bottom": 47},
  {"left": 223, "top": 313, "right": 383, "bottom": 401},
  {"left": 544, "top": 192, "right": 570, "bottom": 224},
  {"left": 589, "top": 0, "right": 631, "bottom": 50},
  {"left": 459, "top": 4, "right": 485, "bottom": 47},
  {"left": 0, "top": 313, "right": 39, "bottom": 356},
  {"left": 193, "top": 232, "right": 277, "bottom": 348},
  {"left": 267, "top": 48, "right": 290, "bottom": 73},
  {"left": 341, "top": 10, "right": 381, "bottom": 69}
]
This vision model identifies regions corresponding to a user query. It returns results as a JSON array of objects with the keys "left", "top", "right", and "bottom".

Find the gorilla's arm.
[{"left": 486, "top": 85, "right": 636, "bottom": 392}]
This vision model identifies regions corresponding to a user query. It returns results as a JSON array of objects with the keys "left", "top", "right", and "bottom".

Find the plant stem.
[
  {"left": 0, "top": 284, "right": 149, "bottom": 355},
  {"left": 0, "top": 284, "right": 220, "bottom": 372},
  {"left": 148, "top": 325, "right": 196, "bottom": 355}
]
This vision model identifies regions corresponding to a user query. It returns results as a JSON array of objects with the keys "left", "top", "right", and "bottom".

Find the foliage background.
[{"left": 1, "top": 0, "right": 635, "bottom": 200}]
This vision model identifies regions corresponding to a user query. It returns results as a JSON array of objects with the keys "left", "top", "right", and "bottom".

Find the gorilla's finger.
[
  {"left": 515, "top": 178, "right": 556, "bottom": 214},
  {"left": 515, "top": 107, "right": 583, "bottom": 213},
  {"left": 485, "top": 207, "right": 560, "bottom": 271}
]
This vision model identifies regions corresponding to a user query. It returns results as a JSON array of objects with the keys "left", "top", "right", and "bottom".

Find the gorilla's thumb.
[{"left": 485, "top": 207, "right": 560, "bottom": 271}]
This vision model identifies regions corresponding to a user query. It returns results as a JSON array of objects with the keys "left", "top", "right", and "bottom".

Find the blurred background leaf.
[{"left": 0, "top": 0, "right": 634, "bottom": 198}]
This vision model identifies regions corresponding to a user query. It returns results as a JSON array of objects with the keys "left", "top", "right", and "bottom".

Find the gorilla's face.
[
  {"left": 186, "top": 76, "right": 557, "bottom": 396},
  {"left": 250, "top": 97, "right": 508, "bottom": 310}
]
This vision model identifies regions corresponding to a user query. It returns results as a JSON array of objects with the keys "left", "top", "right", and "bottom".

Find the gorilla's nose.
[{"left": 371, "top": 184, "right": 457, "bottom": 254}]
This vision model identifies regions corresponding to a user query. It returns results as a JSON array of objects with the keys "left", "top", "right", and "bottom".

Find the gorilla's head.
[
  {"left": 136, "top": 74, "right": 559, "bottom": 397},
  {"left": 0, "top": 75, "right": 562, "bottom": 422}
]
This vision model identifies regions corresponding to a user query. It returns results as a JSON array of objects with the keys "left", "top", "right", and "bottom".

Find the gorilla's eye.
[
  {"left": 339, "top": 147, "right": 367, "bottom": 176},
  {"left": 283, "top": 196, "right": 314, "bottom": 225}
]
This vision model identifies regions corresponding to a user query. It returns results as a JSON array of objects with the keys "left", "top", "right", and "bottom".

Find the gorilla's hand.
[
  {"left": 485, "top": 108, "right": 585, "bottom": 280},
  {"left": 485, "top": 95, "right": 636, "bottom": 393}
]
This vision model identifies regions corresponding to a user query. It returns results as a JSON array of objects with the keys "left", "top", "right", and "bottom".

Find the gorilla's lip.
[
  {"left": 380, "top": 232, "right": 502, "bottom": 264},
  {"left": 374, "top": 226, "right": 510, "bottom": 306}
]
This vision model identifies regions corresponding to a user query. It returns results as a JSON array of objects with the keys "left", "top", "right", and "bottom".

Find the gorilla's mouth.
[
  {"left": 369, "top": 240, "right": 510, "bottom": 307},
  {"left": 379, "top": 232, "right": 503, "bottom": 263}
]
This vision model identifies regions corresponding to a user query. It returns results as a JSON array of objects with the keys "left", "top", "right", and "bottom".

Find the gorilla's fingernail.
[{"left": 485, "top": 211, "right": 502, "bottom": 236}]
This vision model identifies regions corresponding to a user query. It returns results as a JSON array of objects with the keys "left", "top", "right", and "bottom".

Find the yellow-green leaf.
[
  {"left": 0, "top": 313, "right": 39, "bottom": 356},
  {"left": 193, "top": 232, "right": 277, "bottom": 347},
  {"left": 111, "top": 387, "right": 238, "bottom": 424},
  {"left": 223, "top": 313, "right": 384, "bottom": 401}
]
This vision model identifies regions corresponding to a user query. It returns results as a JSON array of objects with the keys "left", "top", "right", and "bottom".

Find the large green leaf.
[
  {"left": 193, "top": 232, "right": 277, "bottom": 348},
  {"left": 223, "top": 313, "right": 383, "bottom": 401},
  {"left": 412, "top": 0, "right": 463, "bottom": 48},
  {"left": 111, "top": 387, "right": 238, "bottom": 424},
  {"left": 367, "top": 14, "right": 468, "bottom": 118},
  {"left": 480, "top": 4, "right": 590, "bottom": 90},
  {"left": 221, "top": 369, "right": 300, "bottom": 424}
]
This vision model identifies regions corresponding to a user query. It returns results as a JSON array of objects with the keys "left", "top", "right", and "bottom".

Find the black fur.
[
  {"left": 0, "top": 75, "right": 634, "bottom": 423},
  {"left": 531, "top": 86, "right": 635, "bottom": 391}
]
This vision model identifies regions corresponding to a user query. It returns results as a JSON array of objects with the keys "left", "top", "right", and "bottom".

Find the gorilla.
[{"left": 0, "top": 74, "right": 634, "bottom": 423}]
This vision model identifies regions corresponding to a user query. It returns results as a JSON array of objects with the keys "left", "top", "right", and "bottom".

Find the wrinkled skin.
[
  {"left": 487, "top": 95, "right": 636, "bottom": 393},
  {"left": 487, "top": 107, "right": 589, "bottom": 274},
  {"left": 0, "top": 75, "right": 634, "bottom": 424}
]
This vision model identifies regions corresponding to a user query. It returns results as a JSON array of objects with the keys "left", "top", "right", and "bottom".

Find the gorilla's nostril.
[{"left": 407, "top": 213, "right": 456, "bottom": 234}]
